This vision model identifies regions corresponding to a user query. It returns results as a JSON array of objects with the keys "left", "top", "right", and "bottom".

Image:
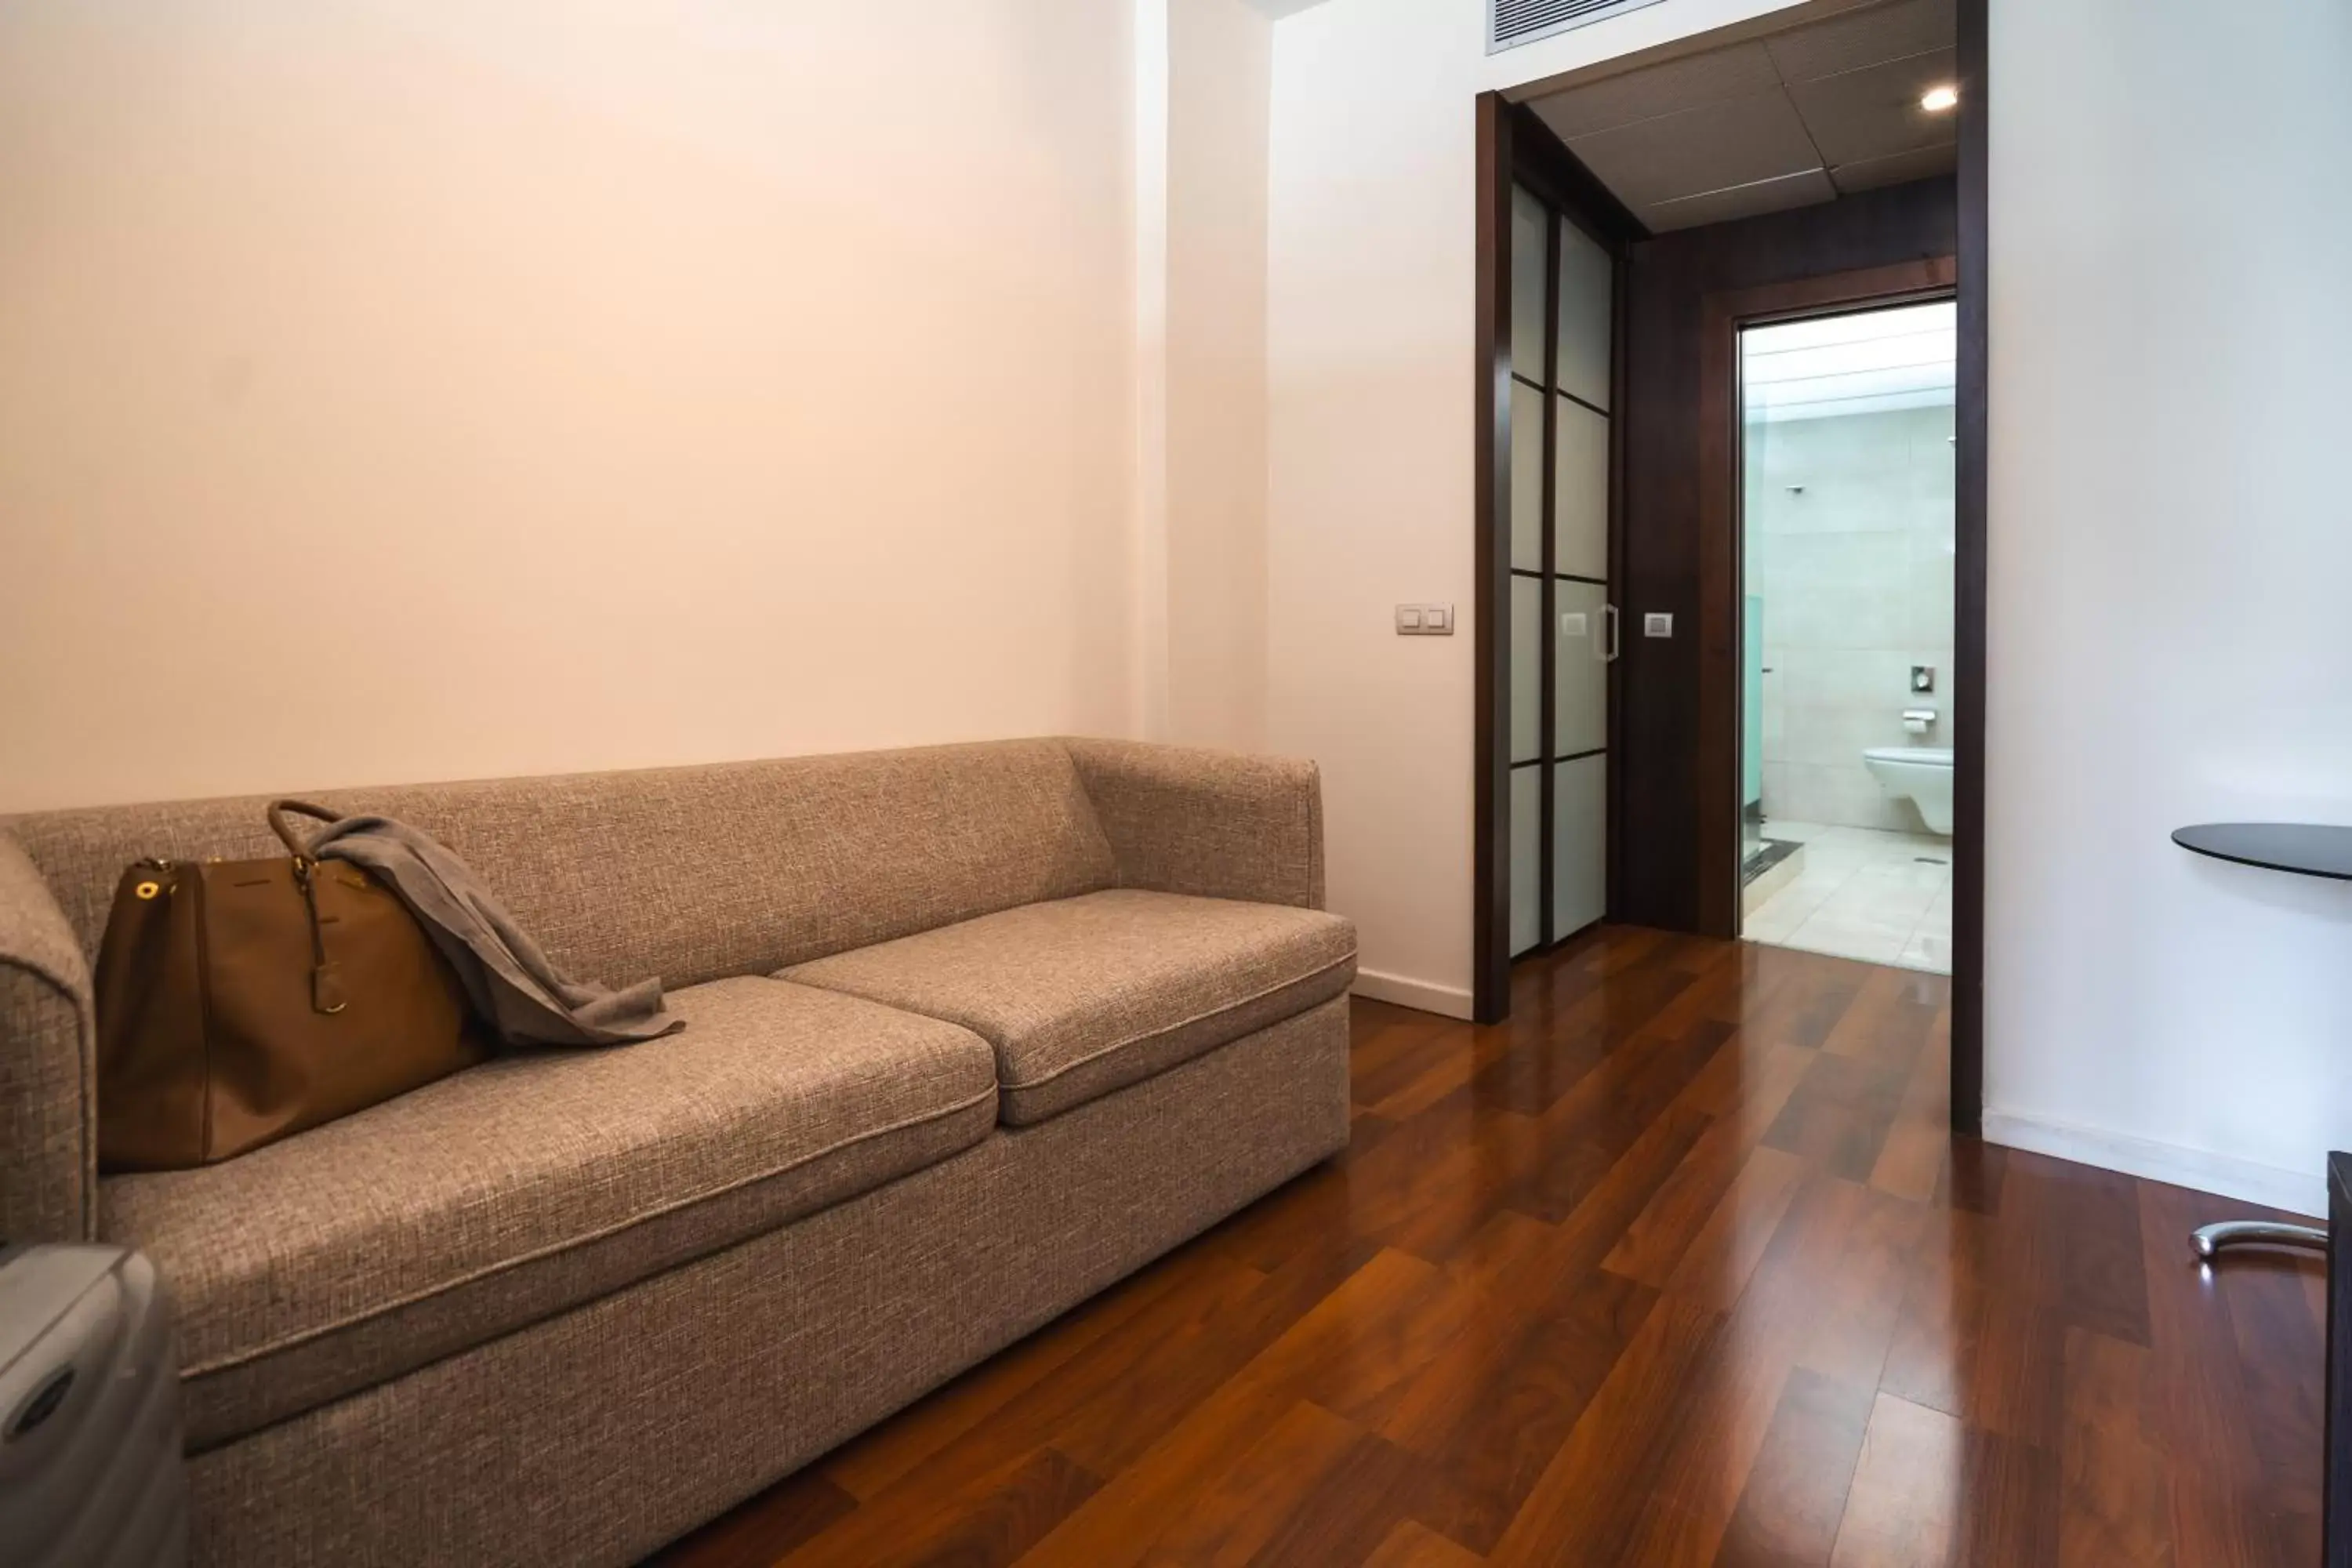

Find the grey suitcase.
[{"left": 0, "top": 1243, "right": 188, "bottom": 1568}]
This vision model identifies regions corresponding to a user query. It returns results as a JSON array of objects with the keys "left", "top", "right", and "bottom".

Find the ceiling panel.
[
  {"left": 1566, "top": 89, "right": 1821, "bottom": 210},
  {"left": 1525, "top": 42, "right": 1780, "bottom": 140},
  {"left": 1787, "top": 47, "right": 1959, "bottom": 165},
  {"left": 1763, "top": 0, "right": 1955, "bottom": 82},
  {"left": 1642, "top": 169, "right": 1838, "bottom": 232},
  {"left": 1512, "top": 0, "right": 1957, "bottom": 234},
  {"left": 1830, "top": 142, "right": 1958, "bottom": 194}
]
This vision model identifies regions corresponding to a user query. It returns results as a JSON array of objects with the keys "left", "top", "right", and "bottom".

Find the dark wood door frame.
[
  {"left": 1473, "top": 96, "right": 1512, "bottom": 1024},
  {"left": 1693, "top": 258, "right": 1958, "bottom": 937},
  {"left": 1953, "top": 0, "right": 1987, "bottom": 1136},
  {"left": 1695, "top": 252, "right": 1984, "bottom": 1140}
]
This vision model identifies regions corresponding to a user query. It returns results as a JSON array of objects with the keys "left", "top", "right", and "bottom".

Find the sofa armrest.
[
  {"left": 0, "top": 833, "right": 96, "bottom": 1242},
  {"left": 1062, "top": 739, "right": 1326, "bottom": 910}
]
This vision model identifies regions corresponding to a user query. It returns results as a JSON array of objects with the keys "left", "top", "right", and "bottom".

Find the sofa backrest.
[{"left": 5, "top": 739, "right": 1119, "bottom": 992}]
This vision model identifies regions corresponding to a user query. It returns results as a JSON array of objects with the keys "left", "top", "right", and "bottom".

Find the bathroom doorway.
[{"left": 1736, "top": 297, "right": 1958, "bottom": 971}]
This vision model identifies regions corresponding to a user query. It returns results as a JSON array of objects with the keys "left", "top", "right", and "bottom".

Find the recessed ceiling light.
[{"left": 1920, "top": 85, "right": 1960, "bottom": 112}]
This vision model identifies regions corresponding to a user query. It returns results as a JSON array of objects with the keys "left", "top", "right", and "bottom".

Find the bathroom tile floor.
[{"left": 1742, "top": 819, "right": 1953, "bottom": 973}]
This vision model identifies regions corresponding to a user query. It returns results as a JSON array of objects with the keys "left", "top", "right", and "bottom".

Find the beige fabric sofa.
[{"left": 0, "top": 738, "right": 1355, "bottom": 1566}]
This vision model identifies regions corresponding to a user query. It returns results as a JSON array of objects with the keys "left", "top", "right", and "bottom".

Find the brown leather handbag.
[{"left": 93, "top": 800, "right": 485, "bottom": 1171}]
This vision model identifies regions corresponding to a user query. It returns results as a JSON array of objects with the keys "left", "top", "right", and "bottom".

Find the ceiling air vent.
[{"left": 1489, "top": 0, "right": 1668, "bottom": 54}]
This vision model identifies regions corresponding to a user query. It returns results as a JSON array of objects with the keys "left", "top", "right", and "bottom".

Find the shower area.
[{"left": 1738, "top": 300, "right": 1957, "bottom": 973}]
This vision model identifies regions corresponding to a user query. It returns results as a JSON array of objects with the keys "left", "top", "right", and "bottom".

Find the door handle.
[{"left": 1600, "top": 603, "right": 1620, "bottom": 662}]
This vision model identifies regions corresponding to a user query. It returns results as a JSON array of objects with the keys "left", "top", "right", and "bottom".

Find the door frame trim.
[
  {"left": 1953, "top": 0, "right": 1988, "bottom": 1136},
  {"left": 1694, "top": 257, "right": 1958, "bottom": 941},
  {"left": 1473, "top": 95, "right": 1512, "bottom": 1024},
  {"left": 1697, "top": 249, "right": 1986, "bottom": 1140}
]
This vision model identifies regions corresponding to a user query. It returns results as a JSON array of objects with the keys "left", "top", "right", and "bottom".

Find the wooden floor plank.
[
  {"left": 2032, "top": 1155, "right": 2156, "bottom": 1349},
  {"left": 647, "top": 1469, "right": 857, "bottom": 1567},
  {"left": 653, "top": 928, "right": 2321, "bottom": 1568},
  {"left": 1360, "top": 1519, "right": 1486, "bottom": 1568},
  {"left": 1601, "top": 1047, "right": 1815, "bottom": 1288},
  {"left": 2221, "top": 1251, "right": 2327, "bottom": 1520},
  {"left": 2140, "top": 1180, "right": 2292, "bottom": 1568},
  {"left": 1867, "top": 1004, "right": 1951, "bottom": 1203},
  {"left": 1483, "top": 1293, "right": 1732, "bottom": 1567},
  {"left": 1951, "top": 1420, "right": 2063, "bottom": 1567},
  {"left": 1131, "top": 1399, "right": 1364, "bottom": 1567},
  {"left": 817, "top": 1247, "right": 1200, "bottom": 1501},
  {"left": 1650, "top": 1145, "right": 1810, "bottom": 1314},
  {"left": 1817, "top": 965, "right": 1930, "bottom": 1065},
  {"left": 1378, "top": 1248, "right": 1657, "bottom": 1550},
  {"left": 1237, "top": 1423, "right": 1483, "bottom": 1567},
  {"left": 2057, "top": 1325, "right": 2176, "bottom": 1568},
  {"left": 1017, "top": 1247, "right": 1457, "bottom": 1568},
  {"left": 776, "top": 1446, "right": 1101, "bottom": 1568},
  {"left": 844, "top": 1250, "right": 1268, "bottom": 1504},
  {"left": 1759, "top": 1049, "right": 1915, "bottom": 1185},
  {"left": 1606, "top": 1175, "right": 1922, "bottom": 1567},
  {"left": 1829, "top": 1392, "right": 1965, "bottom": 1568},
  {"left": 1711, "top": 1367, "right": 1876, "bottom": 1568}
]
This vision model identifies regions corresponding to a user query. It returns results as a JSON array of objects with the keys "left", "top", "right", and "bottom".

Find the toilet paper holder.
[{"left": 1902, "top": 707, "right": 1938, "bottom": 734}]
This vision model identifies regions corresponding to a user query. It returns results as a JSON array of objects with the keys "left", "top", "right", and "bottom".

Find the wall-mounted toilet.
[{"left": 1863, "top": 746, "right": 1954, "bottom": 834}]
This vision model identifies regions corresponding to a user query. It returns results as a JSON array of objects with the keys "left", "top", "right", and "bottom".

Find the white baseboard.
[
  {"left": 1982, "top": 1109, "right": 2325, "bottom": 1221},
  {"left": 1349, "top": 968, "right": 1475, "bottom": 1021}
]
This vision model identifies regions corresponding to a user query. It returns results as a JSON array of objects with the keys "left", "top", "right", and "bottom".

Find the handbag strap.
[
  {"left": 267, "top": 800, "right": 350, "bottom": 1014},
  {"left": 267, "top": 799, "right": 341, "bottom": 861}
]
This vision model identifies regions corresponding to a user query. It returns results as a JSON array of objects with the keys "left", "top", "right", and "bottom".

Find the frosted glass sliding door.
[
  {"left": 1554, "top": 754, "right": 1606, "bottom": 937},
  {"left": 1549, "top": 200, "right": 1614, "bottom": 946},
  {"left": 1552, "top": 397, "right": 1609, "bottom": 580},
  {"left": 1508, "top": 183, "right": 1548, "bottom": 958},
  {"left": 1511, "top": 768, "right": 1541, "bottom": 956},
  {"left": 1508, "top": 181, "right": 1617, "bottom": 959}
]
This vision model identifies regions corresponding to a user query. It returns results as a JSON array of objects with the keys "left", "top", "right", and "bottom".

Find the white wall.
[
  {"left": 1265, "top": 0, "right": 1813, "bottom": 1015},
  {"left": 1166, "top": 0, "right": 1273, "bottom": 752},
  {"left": 0, "top": 2, "right": 1142, "bottom": 811},
  {"left": 1983, "top": 0, "right": 2352, "bottom": 1216},
  {"left": 1748, "top": 404, "right": 1956, "bottom": 833}
]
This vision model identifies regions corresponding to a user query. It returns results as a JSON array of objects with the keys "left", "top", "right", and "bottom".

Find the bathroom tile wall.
[{"left": 1746, "top": 404, "right": 1955, "bottom": 834}]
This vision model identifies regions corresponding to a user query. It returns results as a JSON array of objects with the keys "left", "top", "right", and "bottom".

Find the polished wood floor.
[{"left": 656, "top": 927, "right": 2326, "bottom": 1567}]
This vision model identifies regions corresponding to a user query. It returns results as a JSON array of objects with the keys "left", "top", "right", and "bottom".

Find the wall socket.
[{"left": 1395, "top": 604, "right": 1454, "bottom": 636}]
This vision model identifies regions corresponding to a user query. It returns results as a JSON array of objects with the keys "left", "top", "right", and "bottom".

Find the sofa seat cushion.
[
  {"left": 779, "top": 889, "right": 1357, "bottom": 1125},
  {"left": 100, "top": 978, "right": 997, "bottom": 1449}
]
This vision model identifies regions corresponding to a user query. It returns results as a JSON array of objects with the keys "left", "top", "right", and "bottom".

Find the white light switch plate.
[
  {"left": 1396, "top": 603, "right": 1454, "bottom": 636},
  {"left": 1560, "top": 612, "right": 1588, "bottom": 637},
  {"left": 1643, "top": 612, "right": 1674, "bottom": 638}
]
